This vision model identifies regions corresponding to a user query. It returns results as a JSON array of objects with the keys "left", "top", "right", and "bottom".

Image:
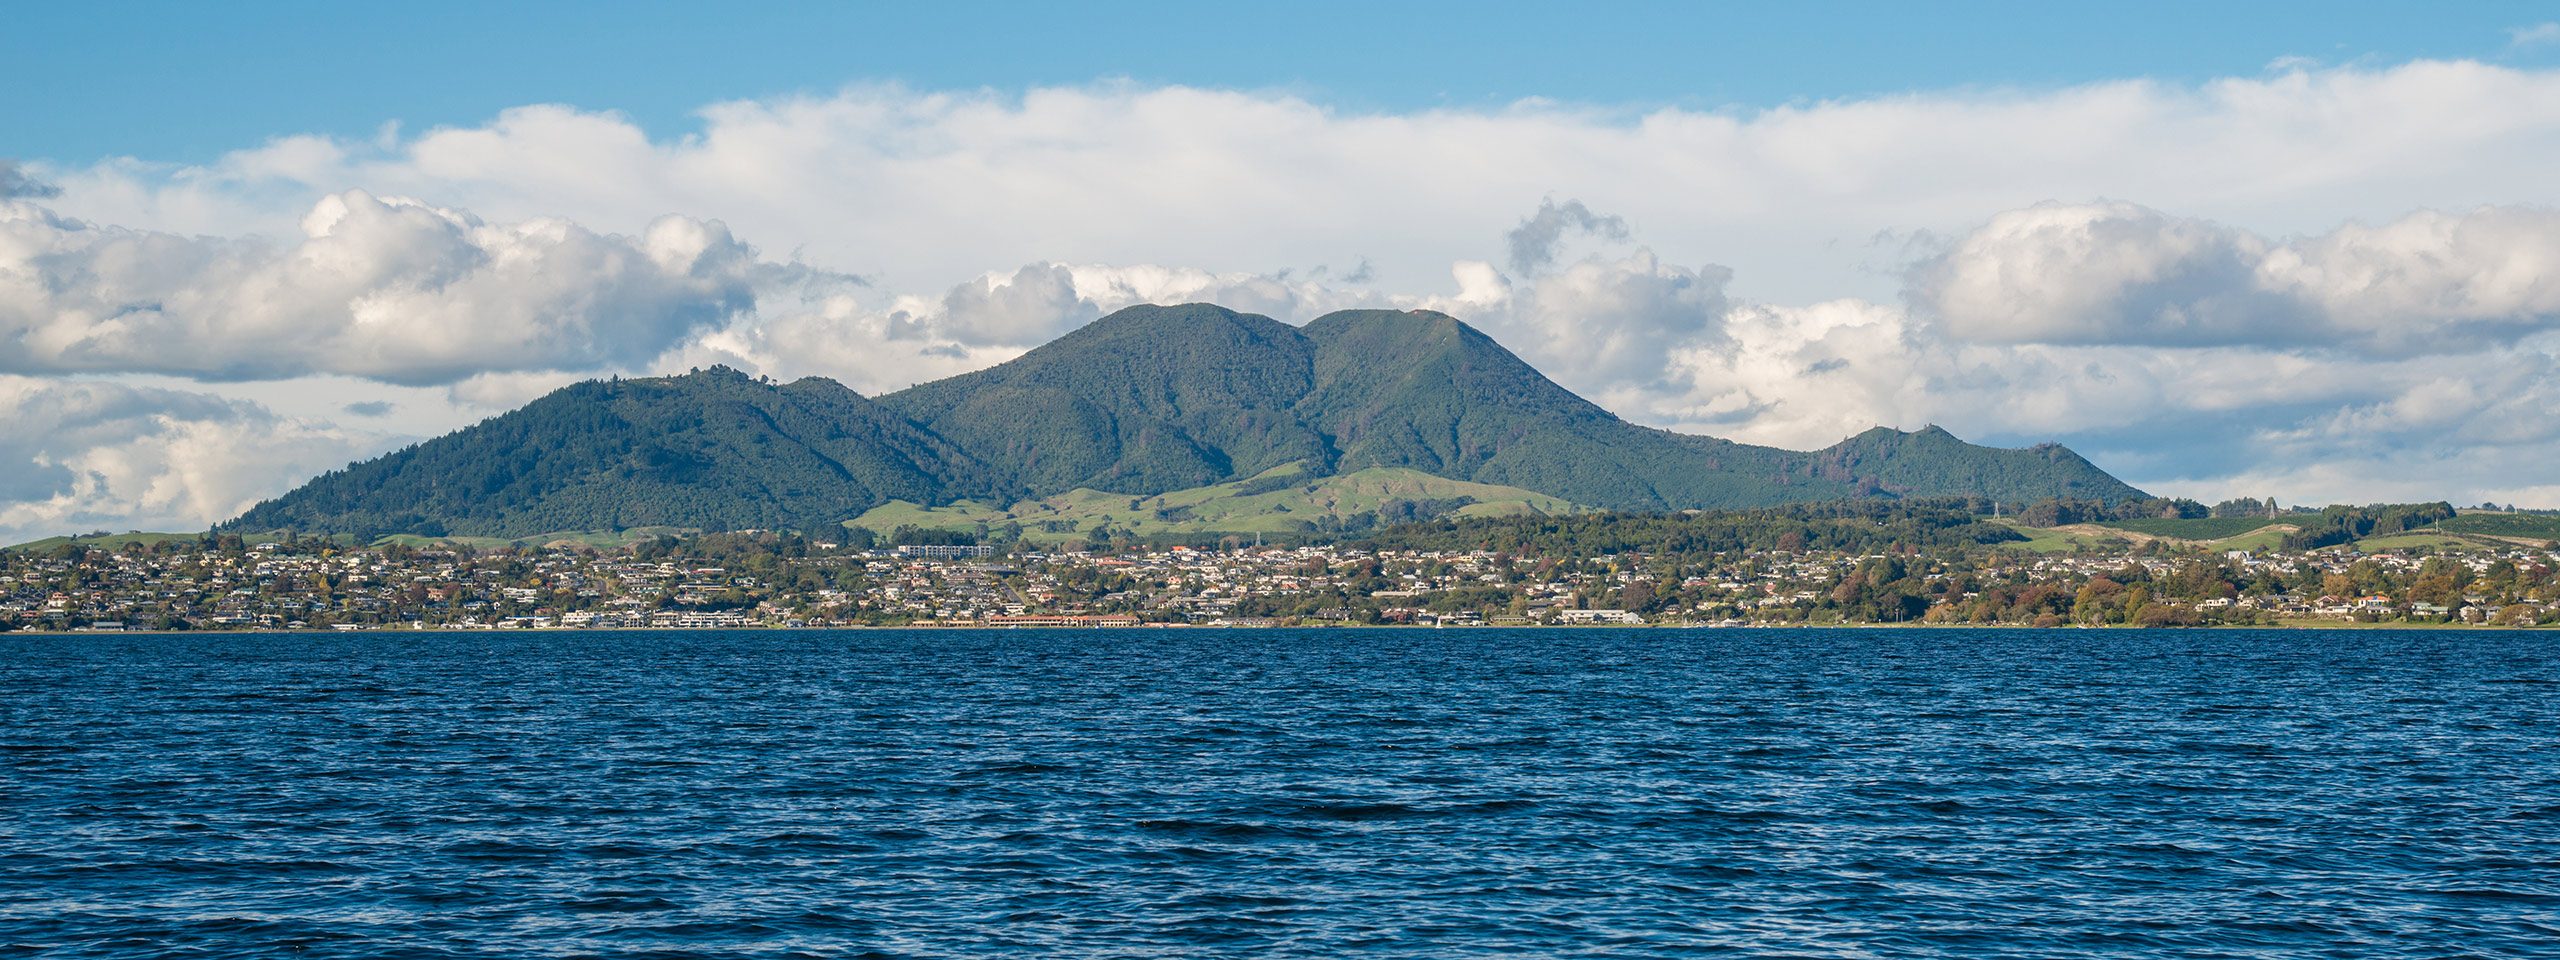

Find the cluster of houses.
[{"left": 3, "top": 533, "right": 2553, "bottom": 631}]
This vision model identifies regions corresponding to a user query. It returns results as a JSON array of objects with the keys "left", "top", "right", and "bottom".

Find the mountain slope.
[
  {"left": 1296, "top": 309, "right": 1857, "bottom": 509},
  {"left": 877, "top": 304, "right": 2146, "bottom": 510},
  {"left": 226, "top": 303, "right": 2147, "bottom": 539},
  {"left": 876, "top": 304, "right": 1329, "bottom": 494},
  {"left": 1811, "top": 426, "right": 2140, "bottom": 504},
  {"left": 225, "top": 367, "right": 1011, "bottom": 538}
]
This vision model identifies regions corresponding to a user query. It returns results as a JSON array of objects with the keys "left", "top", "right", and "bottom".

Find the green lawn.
[
  {"left": 848, "top": 464, "right": 1587, "bottom": 544},
  {"left": 1987, "top": 519, "right": 2136, "bottom": 553},
  {"left": 2210, "top": 525, "right": 2297, "bottom": 553},
  {"left": 2093, "top": 516, "right": 2292, "bottom": 539}
]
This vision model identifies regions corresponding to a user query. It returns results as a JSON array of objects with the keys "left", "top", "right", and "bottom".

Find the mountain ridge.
[{"left": 224, "top": 303, "right": 2147, "bottom": 538}]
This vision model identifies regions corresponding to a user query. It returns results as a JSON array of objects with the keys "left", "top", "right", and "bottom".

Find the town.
[{"left": 6, "top": 517, "right": 2556, "bottom": 632}]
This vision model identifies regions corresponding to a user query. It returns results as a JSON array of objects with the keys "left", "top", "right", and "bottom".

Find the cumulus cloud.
[
  {"left": 677, "top": 259, "right": 1385, "bottom": 392},
  {"left": 0, "top": 160, "right": 60, "bottom": 200},
  {"left": 1505, "top": 199, "right": 1629, "bottom": 277},
  {"left": 50, "top": 59, "right": 2560, "bottom": 310},
  {"left": 0, "top": 377, "right": 389, "bottom": 544},
  {"left": 662, "top": 192, "right": 2560, "bottom": 510},
  {"left": 17, "top": 61, "right": 2560, "bottom": 527},
  {"left": 0, "top": 189, "right": 774, "bottom": 384},
  {"left": 1910, "top": 202, "right": 2560, "bottom": 354}
]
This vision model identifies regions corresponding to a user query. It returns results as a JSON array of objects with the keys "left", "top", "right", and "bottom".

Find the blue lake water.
[{"left": 3, "top": 627, "right": 2556, "bottom": 958}]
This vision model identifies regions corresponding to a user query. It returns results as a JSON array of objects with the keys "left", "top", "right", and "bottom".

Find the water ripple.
[{"left": 2, "top": 627, "right": 2555, "bottom": 958}]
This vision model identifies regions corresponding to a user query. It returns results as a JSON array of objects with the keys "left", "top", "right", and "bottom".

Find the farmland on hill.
[{"left": 848, "top": 465, "right": 1584, "bottom": 544}]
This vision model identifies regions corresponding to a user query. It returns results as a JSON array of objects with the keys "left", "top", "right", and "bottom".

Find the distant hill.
[
  {"left": 876, "top": 304, "right": 2143, "bottom": 511},
  {"left": 225, "top": 369, "right": 1014, "bottom": 539},
  {"left": 224, "top": 303, "right": 2145, "bottom": 538},
  {"left": 875, "top": 304, "right": 1329, "bottom": 495}
]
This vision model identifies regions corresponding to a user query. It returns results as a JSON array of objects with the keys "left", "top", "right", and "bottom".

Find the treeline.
[
  {"left": 2004, "top": 496, "right": 2455, "bottom": 550},
  {"left": 2279, "top": 503, "right": 2459, "bottom": 550},
  {"left": 1348, "top": 497, "right": 2024, "bottom": 557},
  {"left": 2010, "top": 496, "right": 2236, "bottom": 526}
]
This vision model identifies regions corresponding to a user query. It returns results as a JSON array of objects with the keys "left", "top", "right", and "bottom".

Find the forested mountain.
[
  {"left": 877, "top": 304, "right": 2144, "bottom": 510},
  {"left": 225, "top": 369, "right": 1013, "bottom": 539},
  {"left": 225, "top": 303, "right": 2146, "bottom": 538},
  {"left": 1291, "top": 309, "right": 1856, "bottom": 509},
  {"left": 876, "top": 305, "right": 1328, "bottom": 495}
]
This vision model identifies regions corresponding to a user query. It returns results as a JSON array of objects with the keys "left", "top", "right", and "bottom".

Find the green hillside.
[
  {"left": 876, "top": 304, "right": 1329, "bottom": 495},
  {"left": 7, "top": 531, "right": 276, "bottom": 552},
  {"left": 851, "top": 465, "right": 1584, "bottom": 544},
  {"left": 2438, "top": 513, "right": 2560, "bottom": 540},
  {"left": 1816, "top": 426, "right": 2141, "bottom": 505},
  {"left": 1293, "top": 309, "right": 1846, "bottom": 509},
  {"left": 877, "top": 303, "right": 2148, "bottom": 511},
  {"left": 2093, "top": 516, "right": 2293, "bottom": 539},
  {"left": 224, "top": 368, "right": 1013, "bottom": 539},
  {"left": 222, "top": 303, "right": 2149, "bottom": 539}
]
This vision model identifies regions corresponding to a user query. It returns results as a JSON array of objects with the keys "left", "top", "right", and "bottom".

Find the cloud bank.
[
  {"left": 0, "top": 190, "right": 769, "bottom": 384},
  {"left": 0, "top": 377, "right": 386, "bottom": 540},
  {"left": 1912, "top": 201, "right": 2560, "bottom": 354},
  {"left": 8, "top": 60, "right": 2560, "bottom": 540}
]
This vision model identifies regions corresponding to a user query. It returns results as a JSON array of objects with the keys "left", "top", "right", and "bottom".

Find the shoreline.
[{"left": 11, "top": 620, "right": 2553, "bottom": 637}]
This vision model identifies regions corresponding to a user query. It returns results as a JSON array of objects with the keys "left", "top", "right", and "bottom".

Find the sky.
[{"left": 6, "top": 2, "right": 2560, "bottom": 541}]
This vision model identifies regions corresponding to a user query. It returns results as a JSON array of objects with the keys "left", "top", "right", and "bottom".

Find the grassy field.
[
  {"left": 367, "top": 527, "right": 695, "bottom": 551},
  {"left": 6, "top": 530, "right": 302, "bottom": 551},
  {"left": 1987, "top": 519, "right": 2137, "bottom": 553},
  {"left": 849, "top": 465, "right": 1586, "bottom": 544},
  {"left": 2438, "top": 512, "right": 2560, "bottom": 541},
  {"left": 1990, "top": 517, "right": 2299, "bottom": 553},
  {"left": 9, "top": 526, "right": 701, "bottom": 553},
  {"left": 2093, "top": 516, "right": 2292, "bottom": 539},
  {"left": 2341, "top": 532, "right": 2510, "bottom": 553},
  {"left": 2210, "top": 525, "right": 2299, "bottom": 552}
]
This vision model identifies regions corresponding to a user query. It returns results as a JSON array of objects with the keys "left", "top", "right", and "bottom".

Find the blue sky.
[
  {"left": 7, "top": 2, "right": 2560, "bottom": 539},
  {"left": 10, "top": 1, "right": 2558, "bottom": 164}
]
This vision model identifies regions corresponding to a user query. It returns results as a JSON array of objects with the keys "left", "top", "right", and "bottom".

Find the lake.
[{"left": 4, "top": 627, "right": 2554, "bottom": 957}]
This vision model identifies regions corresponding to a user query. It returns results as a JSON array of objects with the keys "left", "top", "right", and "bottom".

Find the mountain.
[
  {"left": 224, "top": 303, "right": 2146, "bottom": 538},
  {"left": 876, "top": 304, "right": 2143, "bottom": 511},
  {"left": 1291, "top": 309, "right": 1839, "bottom": 508},
  {"left": 224, "top": 368, "right": 1012, "bottom": 539},
  {"left": 876, "top": 304, "right": 1328, "bottom": 495}
]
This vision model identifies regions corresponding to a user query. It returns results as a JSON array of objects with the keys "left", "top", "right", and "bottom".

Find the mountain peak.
[
  {"left": 225, "top": 302, "right": 2148, "bottom": 538},
  {"left": 1301, "top": 307, "right": 1467, "bottom": 344},
  {"left": 670, "top": 363, "right": 755, "bottom": 382},
  {"left": 1065, "top": 302, "right": 1281, "bottom": 341}
]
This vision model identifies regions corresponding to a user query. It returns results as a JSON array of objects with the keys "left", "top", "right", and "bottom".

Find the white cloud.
[
  {"left": 47, "top": 60, "right": 2560, "bottom": 308},
  {"left": 1910, "top": 201, "right": 2560, "bottom": 353},
  {"left": 673, "top": 260, "right": 1383, "bottom": 394},
  {"left": 1411, "top": 248, "right": 1732, "bottom": 400},
  {"left": 0, "top": 190, "right": 772, "bottom": 384},
  {"left": 13, "top": 60, "right": 2560, "bottom": 528},
  {"left": 0, "top": 377, "right": 387, "bottom": 544},
  {"left": 0, "top": 159, "right": 60, "bottom": 200},
  {"left": 2511, "top": 23, "right": 2560, "bottom": 48}
]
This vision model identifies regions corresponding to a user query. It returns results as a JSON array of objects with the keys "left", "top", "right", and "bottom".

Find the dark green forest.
[
  {"left": 1346, "top": 497, "right": 2030, "bottom": 557},
  {"left": 224, "top": 368, "right": 1013, "bottom": 539},
  {"left": 224, "top": 304, "right": 2150, "bottom": 539}
]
